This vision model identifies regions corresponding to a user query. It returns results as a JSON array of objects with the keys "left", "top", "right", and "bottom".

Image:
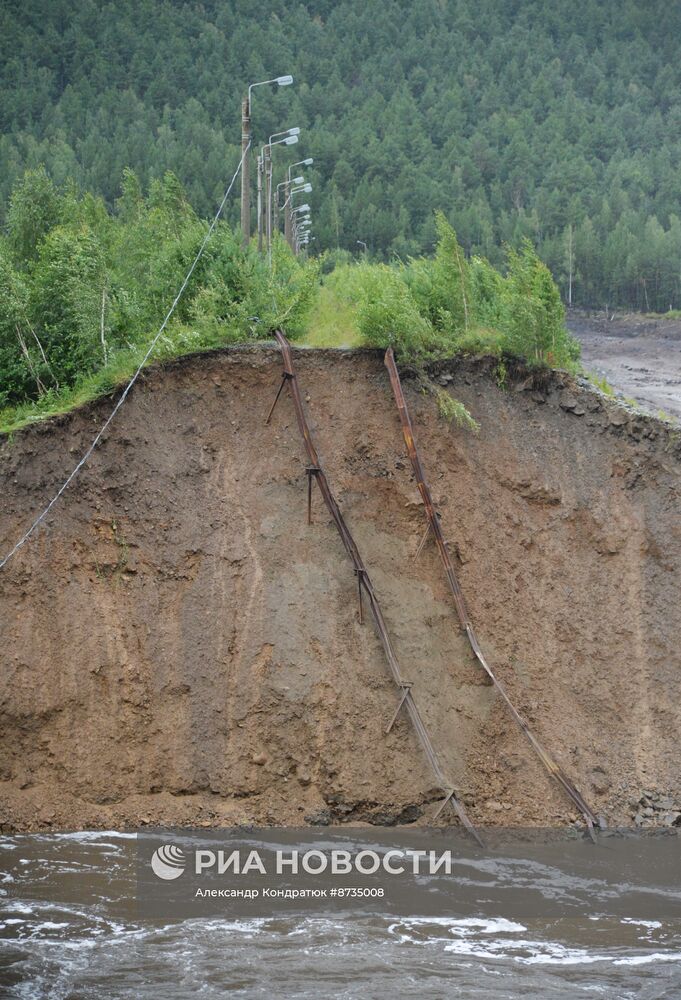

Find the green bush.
[
  {"left": 436, "top": 389, "right": 479, "bottom": 431},
  {"left": 0, "top": 244, "right": 42, "bottom": 405},
  {"left": 6, "top": 167, "right": 64, "bottom": 265},
  {"left": 28, "top": 225, "right": 106, "bottom": 385},
  {"left": 0, "top": 167, "right": 321, "bottom": 431},
  {"left": 0, "top": 163, "right": 578, "bottom": 433},
  {"left": 346, "top": 217, "right": 579, "bottom": 369},
  {"left": 499, "top": 240, "right": 579, "bottom": 367},
  {"left": 406, "top": 212, "right": 471, "bottom": 336},
  {"left": 355, "top": 262, "right": 441, "bottom": 360}
]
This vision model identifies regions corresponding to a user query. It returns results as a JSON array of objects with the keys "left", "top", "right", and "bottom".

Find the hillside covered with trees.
[{"left": 1, "top": 0, "right": 681, "bottom": 310}]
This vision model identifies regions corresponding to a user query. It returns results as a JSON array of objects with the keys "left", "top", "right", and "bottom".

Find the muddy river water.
[{"left": 1, "top": 830, "right": 680, "bottom": 998}]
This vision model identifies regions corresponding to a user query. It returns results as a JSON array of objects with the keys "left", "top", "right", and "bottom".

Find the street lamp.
[
  {"left": 278, "top": 177, "right": 303, "bottom": 195},
  {"left": 258, "top": 132, "right": 300, "bottom": 256},
  {"left": 265, "top": 129, "right": 300, "bottom": 258},
  {"left": 269, "top": 128, "right": 300, "bottom": 142},
  {"left": 241, "top": 74, "right": 294, "bottom": 244},
  {"left": 284, "top": 183, "right": 312, "bottom": 248},
  {"left": 275, "top": 177, "right": 304, "bottom": 236},
  {"left": 248, "top": 75, "right": 293, "bottom": 103},
  {"left": 357, "top": 240, "right": 367, "bottom": 253},
  {"left": 293, "top": 217, "right": 312, "bottom": 248},
  {"left": 283, "top": 159, "right": 314, "bottom": 246},
  {"left": 288, "top": 157, "right": 313, "bottom": 181}
]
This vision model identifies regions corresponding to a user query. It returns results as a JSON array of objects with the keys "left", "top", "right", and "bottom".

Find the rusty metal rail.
[
  {"left": 267, "top": 330, "right": 483, "bottom": 845},
  {"left": 384, "top": 348, "right": 600, "bottom": 837}
]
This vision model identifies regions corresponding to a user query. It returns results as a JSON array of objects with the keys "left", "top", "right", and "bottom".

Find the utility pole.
[
  {"left": 265, "top": 147, "right": 272, "bottom": 259},
  {"left": 240, "top": 97, "right": 251, "bottom": 247},
  {"left": 261, "top": 147, "right": 270, "bottom": 254},
  {"left": 242, "top": 75, "right": 294, "bottom": 252},
  {"left": 284, "top": 192, "right": 292, "bottom": 248},
  {"left": 256, "top": 154, "right": 263, "bottom": 253}
]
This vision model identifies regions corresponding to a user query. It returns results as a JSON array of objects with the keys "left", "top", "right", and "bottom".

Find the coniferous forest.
[{"left": 2, "top": 0, "right": 681, "bottom": 312}]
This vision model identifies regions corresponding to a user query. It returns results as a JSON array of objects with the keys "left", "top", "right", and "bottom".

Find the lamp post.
[
  {"left": 258, "top": 132, "right": 299, "bottom": 257},
  {"left": 284, "top": 159, "right": 313, "bottom": 247},
  {"left": 357, "top": 240, "right": 368, "bottom": 254},
  {"left": 275, "top": 176, "right": 303, "bottom": 235},
  {"left": 288, "top": 157, "right": 313, "bottom": 182},
  {"left": 240, "top": 74, "right": 293, "bottom": 247},
  {"left": 266, "top": 129, "right": 300, "bottom": 260},
  {"left": 293, "top": 215, "right": 312, "bottom": 255},
  {"left": 285, "top": 184, "right": 312, "bottom": 249}
]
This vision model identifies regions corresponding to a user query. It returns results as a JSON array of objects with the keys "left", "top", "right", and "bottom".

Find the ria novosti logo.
[{"left": 151, "top": 844, "right": 186, "bottom": 880}]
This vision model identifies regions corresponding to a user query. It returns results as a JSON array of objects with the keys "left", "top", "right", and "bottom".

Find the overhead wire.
[{"left": 0, "top": 143, "right": 250, "bottom": 572}]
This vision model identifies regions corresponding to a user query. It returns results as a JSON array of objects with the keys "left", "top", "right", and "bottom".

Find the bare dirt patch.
[{"left": 1, "top": 347, "right": 680, "bottom": 832}]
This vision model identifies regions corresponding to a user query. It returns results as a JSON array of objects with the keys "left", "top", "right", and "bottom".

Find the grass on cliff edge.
[{"left": 0, "top": 226, "right": 579, "bottom": 436}]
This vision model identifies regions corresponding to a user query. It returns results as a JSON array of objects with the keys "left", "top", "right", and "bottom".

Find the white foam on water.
[
  {"left": 383, "top": 914, "right": 681, "bottom": 969},
  {"left": 29, "top": 830, "right": 138, "bottom": 842},
  {"left": 389, "top": 916, "right": 526, "bottom": 935},
  {"left": 614, "top": 951, "right": 681, "bottom": 966},
  {"left": 5, "top": 902, "right": 36, "bottom": 915},
  {"left": 446, "top": 917, "right": 527, "bottom": 935},
  {"left": 186, "top": 918, "right": 267, "bottom": 935},
  {"left": 441, "top": 937, "right": 681, "bottom": 967},
  {"left": 387, "top": 915, "right": 528, "bottom": 948}
]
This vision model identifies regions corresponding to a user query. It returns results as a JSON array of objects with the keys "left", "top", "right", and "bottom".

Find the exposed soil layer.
[{"left": 1, "top": 347, "right": 680, "bottom": 833}]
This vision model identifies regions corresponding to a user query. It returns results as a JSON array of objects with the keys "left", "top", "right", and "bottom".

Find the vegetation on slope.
[
  {"left": 1, "top": 0, "right": 681, "bottom": 310},
  {"left": 0, "top": 168, "right": 319, "bottom": 430},
  {"left": 0, "top": 170, "right": 578, "bottom": 434}
]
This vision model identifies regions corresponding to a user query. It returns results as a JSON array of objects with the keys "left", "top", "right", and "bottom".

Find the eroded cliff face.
[{"left": 1, "top": 347, "right": 679, "bottom": 832}]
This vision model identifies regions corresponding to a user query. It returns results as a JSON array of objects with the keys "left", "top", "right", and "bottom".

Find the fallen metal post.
[
  {"left": 268, "top": 331, "right": 483, "bottom": 846},
  {"left": 384, "top": 347, "right": 599, "bottom": 838}
]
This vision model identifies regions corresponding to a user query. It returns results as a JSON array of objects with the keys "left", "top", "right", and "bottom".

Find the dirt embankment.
[{"left": 1, "top": 347, "right": 680, "bottom": 833}]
